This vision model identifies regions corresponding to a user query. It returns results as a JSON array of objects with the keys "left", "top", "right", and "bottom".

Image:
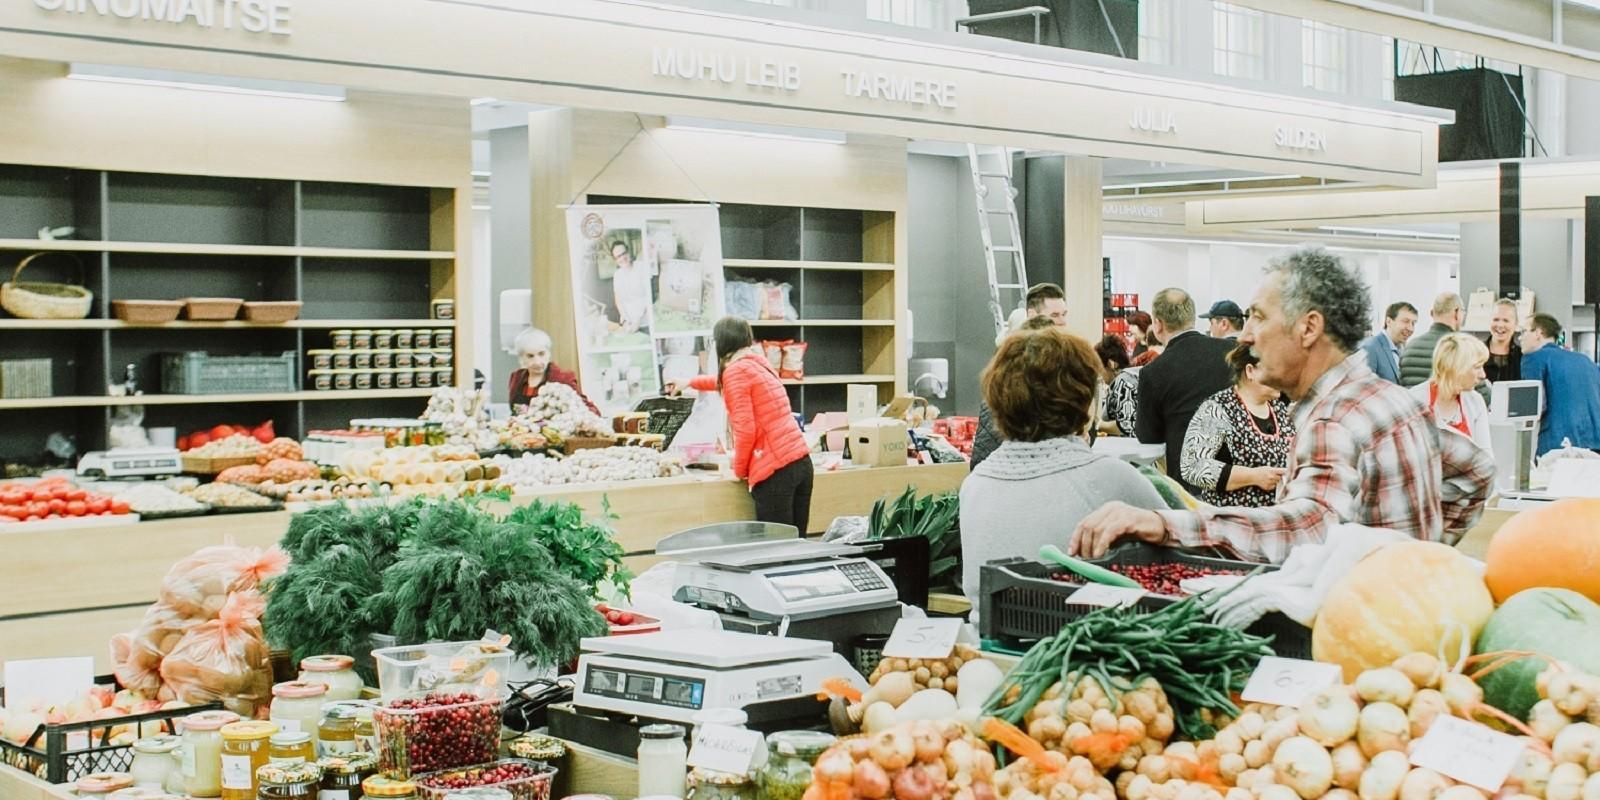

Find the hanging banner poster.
[{"left": 566, "top": 204, "right": 725, "bottom": 415}]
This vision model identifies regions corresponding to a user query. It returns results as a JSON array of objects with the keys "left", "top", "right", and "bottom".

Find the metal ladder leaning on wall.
[{"left": 966, "top": 144, "right": 1030, "bottom": 340}]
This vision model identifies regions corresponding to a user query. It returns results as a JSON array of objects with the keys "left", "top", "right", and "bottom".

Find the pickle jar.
[
  {"left": 318, "top": 752, "right": 377, "bottom": 800},
  {"left": 318, "top": 702, "right": 362, "bottom": 756},
  {"left": 269, "top": 731, "right": 317, "bottom": 765},
  {"left": 270, "top": 680, "right": 329, "bottom": 736},
  {"left": 76, "top": 773, "right": 135, "bottom": 796},
  {"left": 220, "top": 721, "right": 278, "bottom": 800},
  {"left": 757, "top": 731, "right": 836, "bottom": 800},
  {"left": 688, "top": 768, "right": 757, "bottom": 800},
  {"left": 130, "top": 736, "right": 182, "bottom": 789},
  {"left": 182, "top": 710, "right": 241, "bottom": 797},
  {"left": 256, "top": 761, "right": 323, "bottom": 799},
  {"left": 299, "top": 654, "right": 363, "bottom": 702},
  {"left": 361, "top": 776, "right": 418, "bottom": 799}
]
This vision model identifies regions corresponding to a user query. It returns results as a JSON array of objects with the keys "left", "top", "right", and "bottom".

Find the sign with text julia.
[{"left": 564, "top": 204, "right": 724, "bottom": 416}]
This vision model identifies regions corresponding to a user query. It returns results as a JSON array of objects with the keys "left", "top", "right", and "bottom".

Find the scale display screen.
[
  {"left": 767, "top": 565, "right": 856, "bottom": 602},
  {"left": 585, "top": 665, "right": 704, "bottom": 710}
]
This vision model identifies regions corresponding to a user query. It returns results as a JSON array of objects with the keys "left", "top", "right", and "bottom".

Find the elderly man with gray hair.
[{"left": 1070, "top": 247, "right": 1495, "bottom": 564}]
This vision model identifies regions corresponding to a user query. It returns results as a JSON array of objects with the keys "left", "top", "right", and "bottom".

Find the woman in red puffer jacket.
[{"left": 682, "top": 317, "right": 813, "bottom": 533}]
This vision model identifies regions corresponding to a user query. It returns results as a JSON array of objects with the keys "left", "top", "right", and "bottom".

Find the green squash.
[{"left": 1476, "top": 588, "right": 1600, "bottom": 721}]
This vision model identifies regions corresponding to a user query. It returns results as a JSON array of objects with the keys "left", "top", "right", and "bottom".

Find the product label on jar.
[
  {"left": 220, "top": 754, "right": 254, "bottom": 789},
  {"left": 319, "top": 790, "right": 350, "bottom": 800},
  {"left": 271, "top": 717, "right": 301, "bottom": 733},
  {"left": 322, "top": 739, "right": 357, "bottom": 756},
  {"left": 182, "top": 744, "right": 197, "bottom": 777}
]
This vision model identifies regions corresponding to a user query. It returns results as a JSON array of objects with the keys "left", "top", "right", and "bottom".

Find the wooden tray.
[
  {"left": 111, "top": 299, "right": 182, "bottom": 324},
  {"left": 182, "top": 454, "right": 258, "bottom": 475},
  {"left": 181, "top": 297, "right": 243, "bottom": 321},
  {"left": 241, "top": 301, "right": 303, "bottom": 323}
]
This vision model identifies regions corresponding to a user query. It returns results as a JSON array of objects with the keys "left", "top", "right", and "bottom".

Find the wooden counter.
[{"left": 0, "top": 462, "right": 967, "bottom": 670}]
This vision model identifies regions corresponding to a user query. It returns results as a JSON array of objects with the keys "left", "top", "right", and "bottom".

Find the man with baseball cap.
[{"left": 1201, "top": 300, "right": 1245, "bottom": 340}]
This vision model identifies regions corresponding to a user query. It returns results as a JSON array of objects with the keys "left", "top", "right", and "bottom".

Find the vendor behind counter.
[{"left": 509, "top": 326, "right": 600, "bottom": 414}]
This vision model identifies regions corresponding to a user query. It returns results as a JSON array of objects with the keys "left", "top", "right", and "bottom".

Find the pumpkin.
[
  {"left": 1484, "top": 498, "right": 1600, "bottom": 604},
  {"left": 1476, "top": 588, "right": 1600, "bottom": 721},
  {"left": 1313, "top": 541, "right": 1495, "bottom": 681}
]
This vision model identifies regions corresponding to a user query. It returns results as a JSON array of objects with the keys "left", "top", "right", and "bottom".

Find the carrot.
[{"left": 983, "top": 717, "right": 1062, "bottom": 772}]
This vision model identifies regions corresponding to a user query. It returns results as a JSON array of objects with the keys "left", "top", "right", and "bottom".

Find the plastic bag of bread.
[
  {"left": 159, "top": 545, "right": 290, "bottom": 619},
  {"left": 158, "top": 590, "right": 274, "bottom": 718},
  {"left": 110, "top": 601, "right": 202, "bottom": 695}
]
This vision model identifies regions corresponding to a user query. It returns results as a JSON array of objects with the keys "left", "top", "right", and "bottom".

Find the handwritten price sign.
[
  {"left": 882, "top": 618, "right": 963, "bottom": 659},
  {"left": 688, "top": 723, "right": 765, "bottom": 775},
  {"left": 1064, "top": 583, "right": 1145, "bottom": 609},
  {"left": 1410, "top": 715, "right": 1526, "bottom": 792},
  {"left": 1239, "top": 656, "right": 1342, "bottom": 707}
]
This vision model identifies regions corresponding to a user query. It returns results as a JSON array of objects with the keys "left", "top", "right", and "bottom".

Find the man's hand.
[
  {"left": 1242, "top": 466, "right": 1287, "bottom": 492},
  {"left": 1069, "top": 502, "right": 1167, "bottom": 558}
]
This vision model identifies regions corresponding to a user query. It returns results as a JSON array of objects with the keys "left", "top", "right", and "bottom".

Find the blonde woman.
[{"left": 1409, "top": 332, "right": 1493, "bottom": 456}]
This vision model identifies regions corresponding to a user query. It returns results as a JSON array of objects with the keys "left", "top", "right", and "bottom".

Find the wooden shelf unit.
[{"left": 0, "top": 163, "right": 460, "bottom": 461}]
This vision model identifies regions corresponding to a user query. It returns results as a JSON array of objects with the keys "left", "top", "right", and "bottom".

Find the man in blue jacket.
[
  {"left": 1520, "top": 313, "right": 1600, "bottom": 455},
  {"left": 1360, "top": 301, "right": 1418, "bottom": 383}
]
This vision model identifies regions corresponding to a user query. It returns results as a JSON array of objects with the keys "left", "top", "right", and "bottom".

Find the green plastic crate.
[{"left": 160, "top": 351, "right": 298, "bottom": 394}]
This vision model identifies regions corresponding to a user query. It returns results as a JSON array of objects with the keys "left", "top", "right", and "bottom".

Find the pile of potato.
[
  {"left": 870, "top": 646, "right": 987, "bottom": 696},
  {"left": 1023, "top": 675, "right": 1176, "bottom": 773}
]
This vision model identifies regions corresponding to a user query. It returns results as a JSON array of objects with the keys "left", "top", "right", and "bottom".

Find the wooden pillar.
[
  {"left": 1063, "top": 156, "right": 1104, "bottom": 342},
  {"left": 529, "top": 108, "right": 581, "bottom": 374}
]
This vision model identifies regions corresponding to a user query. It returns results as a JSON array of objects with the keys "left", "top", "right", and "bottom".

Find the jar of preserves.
[
  {"left": 298, "top": 655, "right": 363, "bottom": 701},
  {"left": 256, "top": 761, "right": 323, "bottom": 799},
  {"left": 319, "top": 702, "right": 361, "bottom": 756},
  {"left": 362, "top": 776, "right": 418, "bottom": 799},
  {"left": 270, "top": 680, "right": 329, "bottom": 735},
  {"left": 269, "top": 731, "right": 317, "bottom": 765},
  {"left": 182, "top": 710, "right": 242, "bottom": 797},
  {"left": 130, "top": 735, "right": 182, "bottom": 789},
  {"left": 688, "top": 768, "right": 756, "bottom": 800},
  {"left": 318, "top": 752, "right": 378, "bottom": 800},
  {"left": 757, "top": 731, "right": 836, "bottom": 800},
  {"left": 637, "top": 724, "right": 687, "bottom": 800},
  {"left": 354, "top": 704, "right": 377, "bottom": 755},
  {"left": 220, "top": 721, "right": 278, "bottom": 800},
  {"left": 77, "top": 773, "right": 135, "bottom": 796}
]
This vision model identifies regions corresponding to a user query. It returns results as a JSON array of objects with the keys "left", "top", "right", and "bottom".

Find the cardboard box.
[{"left": 849, "top": 417, "right": 909, "bottom": 468}]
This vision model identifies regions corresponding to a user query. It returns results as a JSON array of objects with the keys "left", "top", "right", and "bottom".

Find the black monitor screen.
[{"left": 1508, "top": 386, "right": 1541, "bottom": 418}]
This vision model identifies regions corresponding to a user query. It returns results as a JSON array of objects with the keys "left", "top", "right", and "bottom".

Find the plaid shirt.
[{"left": 1157, "top": 352, "right": 1495, "bottom": 563}]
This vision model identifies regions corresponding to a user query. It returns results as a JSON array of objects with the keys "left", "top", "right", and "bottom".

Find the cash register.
[{"left": 1488, "top": 380, "right": 1544, "bottom": 500}]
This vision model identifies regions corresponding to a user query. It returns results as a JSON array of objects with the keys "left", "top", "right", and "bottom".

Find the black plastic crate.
[
  {"left": 977, "top": 544, "right": 1311, "bottom": 659},
  {"left": 0, "top": 676, "right": 221, "bottom": 783},
  {"left": 631, "top": 397, "right": 695, "bottom": 448}
]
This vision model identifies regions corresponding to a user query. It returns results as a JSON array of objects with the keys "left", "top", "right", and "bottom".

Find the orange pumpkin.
[
  {"left": 1312, "top": 541, "right": 1494, "bottom": 681},
  {"left": 1483, "top": 498, "right": 1600, "bottom": 604}
]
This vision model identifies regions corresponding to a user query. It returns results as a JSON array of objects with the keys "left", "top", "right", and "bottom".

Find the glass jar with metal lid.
[
  {"left": 256, "top": 761, "right": 323, "bottom": 799},
  {"left": 319, "top": 701, "right": 364, "bottom": 756},
  {"left": 757, "top": 731, "right": 837, "bottom": 800},
  {"left": 299, "top": 655, "right": 363, "bottom": 701},
  {"left": 688, "top": 767, "right": 757, "bottom": 800},
  {"left": 269, "top": 731, "right": 317, "bottom": 765},
  {"left": 182, "top": 710, "right": 242, "bottom": 797},
  {"left": 269, "top": 680, "right": 329, "bottom": 736},
  {"left": 354, "top": 703, "right": 377, "bottom": 755},
  {"left": 130, "top": 735, "right": 181, "bottom": 789},
  {"left": 362, "top": 776, "right": 418, "bottom": 799},
  {"left": 76, "top": 773, "right": 135, "bottom": 796},
  {"left": 317, "top": 752, "right": 378, "bottom": 800},
  {"left": 220, "top": 721, "right": 278, "bottom": 800}
]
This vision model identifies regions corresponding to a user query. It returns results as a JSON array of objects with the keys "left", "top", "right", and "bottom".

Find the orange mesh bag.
[
  {"left": 158, "top": 591, "right": 274, "bottom": 718},
  {"left": 158, "top": 545, "right": 289, "bottom": 619}
]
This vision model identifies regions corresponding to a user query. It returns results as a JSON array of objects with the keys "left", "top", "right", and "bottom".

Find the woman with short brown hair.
[{"left": 959, "top": 327, "right": 1167, "bottom": 616}]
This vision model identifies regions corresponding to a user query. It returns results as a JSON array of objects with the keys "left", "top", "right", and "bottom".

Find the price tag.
[
  {"left": 1064, "top": 583, "right": 1145, "bottom": 609},
  {"left": 1239, "top": 656, "right": 1342, "bottom": 707},
  {"left": 687, "top": 724, "right": 765, "bottom": 775},
  {"left": 1410, "top": 715, "right": 1526, "bottom": 792},
  {"left": 882, "top": 618, "right": 964, "bottom": 659}
]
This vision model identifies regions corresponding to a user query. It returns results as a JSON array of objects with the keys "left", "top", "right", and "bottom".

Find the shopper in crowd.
[
  {"left": 1484, "top": 298, "right": 1523, "bottom": 383},
  {"left": 1399, "top": 292, "right": 1464, "bottom": 387},
  {"left": 971, "top": 307, "right": 1065, "bottom": 470},
  {"left": 1360, "top": 301, "right": 1418, "bottom": 384},
  {"left": 1128, "top": 310, "right": 1154, "bottom": 358},
  {"left": 507, "top": 327, "right": 599, "bottom": 414},
  {"left": 681, "top": 317, "right": 814, "bottom": 532},
  {"left": 1025, "top": 282, "right": 1068, "bottom": 327},
  {"left": 1071, "top": 247, "right": 1495, "bottom": 564},
  {"left": 1179, "top": 345, "right": 1294, "bottom": 508},
  {"left": 960, "top": 326, "right": 1167, "bottom": 613},
  {"left": 1094, "top": 335, "right": 1134, "bottom": 436},
  {"left": 1520, "top": 313, "right": 1600, "bottom": 455},
  {"left": 1201, "top": 300, "right": 1245, "bottom": 340},
  {"left": 1104, "top": 350, "right": 1160, "bottom": 437},
  {"left": 1135, "top": 288, "right": 1236, "bottom": 491},
  {"left": 1410, "top": 333, "right": 1493, "bottom": 457}
]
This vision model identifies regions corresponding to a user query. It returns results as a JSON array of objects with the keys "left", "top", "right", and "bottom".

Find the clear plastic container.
[
  {"left": 373, "top": 690, "right": 504, "bottom": 778},
  {"left": 414, "top": 759, "right": 557, "bottom": 800},
  {"left": 370, "top": 640, "right": 512, "bottom": 700},
  {"left": 300, "top": 655, "right": 364, "bottom": 702}
]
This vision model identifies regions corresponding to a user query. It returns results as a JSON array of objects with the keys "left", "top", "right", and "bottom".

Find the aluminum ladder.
[{"left": 966, "top": 144, "right": 1030, "bottom": 340}]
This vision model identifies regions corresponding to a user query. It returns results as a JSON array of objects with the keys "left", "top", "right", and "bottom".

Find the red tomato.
[
  {"left": 50, "top": 487, "right": 69, "bottom": 501},
  {"left": 28, "top": 501, "right": 49, "bottom": 518},
  {"left": 210, "top": 424, "right": 234, "bottom": 440},
  {"left": 30, "top": 489, "right": 53, "bottom": 502},
  {"left": 0, "top": 490, "right": 24, "bottom": 505},
  {"left": 66, "top": 500, "right": 87, "bottom": 516},
  {"left": 177, "top": 434, "right": 191, "bottom": 451},
  {"left": 87, "top": 498, "right": 108, "bottom": 514},
  {"left": 25, "top": 514, "right": 42, "bottom": 522},
  {"left": 46, "top": 498, "right": 65, "bottom": 514},
  {"left": 0, "top": 505, "right": 20, "bottom": 519},
  {"left": 65, "top": 488, "right": 87, "bottom": 501},
  {"left": 111, "top": 500, "right": 130, "bottom": 515},
  {"left": 189, "top": 431, "right": 211, "bottom": 448}
]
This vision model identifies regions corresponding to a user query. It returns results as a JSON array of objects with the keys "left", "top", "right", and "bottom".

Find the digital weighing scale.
[
  {"left": 555, "top": 629, "right": 865, "bottom": 755},
  {"left": 660, "top": 522, "right": 904, "bottom": 655},
  {"left": 76, "top": 447, "right": 182, "bottom": 479}
]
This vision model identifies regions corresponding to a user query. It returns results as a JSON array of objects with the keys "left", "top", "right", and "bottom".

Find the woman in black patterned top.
[{"left": 1180, "top": 345, "right": 1295, "bottom": 507}]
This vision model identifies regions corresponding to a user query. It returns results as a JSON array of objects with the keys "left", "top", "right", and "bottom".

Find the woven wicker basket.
[{"left": 0, "top": 253, "right": 92, "bottom": 320}]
